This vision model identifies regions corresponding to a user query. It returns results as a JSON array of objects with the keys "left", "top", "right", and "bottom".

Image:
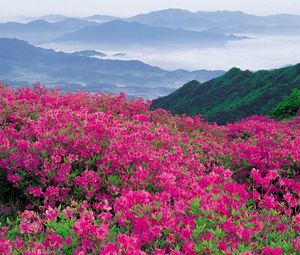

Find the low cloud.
[
  {"left": 41, "top": 35, "right": 300, "bottom": 71},
  {"left": 121, "top": 35, "right": 300, "bottom": 71}
]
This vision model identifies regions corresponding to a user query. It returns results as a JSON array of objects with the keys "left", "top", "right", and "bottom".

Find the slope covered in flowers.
[{"left": 0, "top": 84, "right": 299, "bottom": 255}]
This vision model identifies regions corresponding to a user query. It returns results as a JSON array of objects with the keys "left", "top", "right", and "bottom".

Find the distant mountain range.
[
  {"left": 39, "top": 9, "right": 300, "bottom": 36},
  {"left": 39, "top": 14, "right": 117, "bottom": 23},
  {"left": 39, "top": 15, "right": 69, "bottom": 23},
  {"left": 0, "top": 38, "right": 224, "bottom": 98},
  {"left": 128, "top": 9, "right": 300, "bottom": 35},
  {"left": 1, "top": 9, "right": 299, "bottom": 47},
  {"left": 53, "top": 18, "right": 98, "bottom": 30},
  {"left": 54, "top": 20, "right": 243, "bottom": 49},
  {"left": 0, "top": 16, "right": 99, "bottom": 43},
  {"left": 0, "top": 20, "right": 73, "bottom": 43},
  {"left": 152, "top": 64, "right": 300, "bottom": 124},
  {"left": 1, "top": 9, "right": 300, "bottom": 102},
  {"left": 0, "top": 18, "right": 97, "bottom": 43},
  {"left": 85, "top": 15, "right": 119, "bottom": 23}
]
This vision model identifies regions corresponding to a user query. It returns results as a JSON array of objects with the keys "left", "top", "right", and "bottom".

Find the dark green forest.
[
  {"left": 152, "top": 64, "right": 300, "bottom": 124},
  {"left": 271, "top": 88, "right": 300, "bottom": 120}
]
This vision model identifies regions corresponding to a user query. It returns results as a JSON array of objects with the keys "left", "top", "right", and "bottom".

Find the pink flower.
[
  {"left": 223, "top": 169, "right": 233, "bottom": 179},
  {"left": 28, "top": 186, "right": 44, "bottom": 197},
  {"left": 96, "top": 223, "right": 108, "bottom": 239},
  {"left": 99, "top": 242, "right": 118, "bottom": 255},
  {"left": 44, "top": 207, "right": 58, "bottom": 221},
  {"left": 277, "top": 223, "right": 285, "bottom": 233},
  {"left": 218, "top": 241, "right": 227, "bottom": 251},
  {"left": 251, "top": 168, "right": 262, "bottom": 185},
  {"left": 19, "top": 210, "right": 43, "bottom": 235},
  {"left": 261, "top": 246, "right": 282, "bottom": 255},
  {"left": 7, "top": 174, "right": 20, "bottom": 183},
  {"left": 45, "top": 232, "right": 63, "bottom": 249},
  {"left": 65, "top": 236, "right": 72, "bottom": 245},
  {"left": 259, "top": 195, "right": 278, "bottom": 210}
]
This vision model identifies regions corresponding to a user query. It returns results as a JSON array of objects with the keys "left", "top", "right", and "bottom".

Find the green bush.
[{"left": 270, "top": 89, "right": 300, "bottom": 120}]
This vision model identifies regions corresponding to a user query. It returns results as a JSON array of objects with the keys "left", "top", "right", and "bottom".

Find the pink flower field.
[{"left": 0, "top": 83, "right": 299, "bottom": 255}]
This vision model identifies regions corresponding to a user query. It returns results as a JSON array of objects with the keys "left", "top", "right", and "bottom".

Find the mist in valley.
[{"left": 41, "top": 34, "right": 300, "bottom": 72}]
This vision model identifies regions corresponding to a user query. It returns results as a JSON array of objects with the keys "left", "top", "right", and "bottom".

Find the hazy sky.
[{"left": 1, "top": 0, "right": 300, "bottom": 19}]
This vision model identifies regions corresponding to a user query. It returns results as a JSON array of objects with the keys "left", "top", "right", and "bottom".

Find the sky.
[{"left": 0, "top": 0, "right": 300, "bottom": 19}]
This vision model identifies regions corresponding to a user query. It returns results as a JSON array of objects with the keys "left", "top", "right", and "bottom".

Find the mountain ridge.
[
  {"left": 54, "top": 19, "right": 243, "bottom": 49},
  {"left": 0, "top": 38, "right": 224, "bottom": 98},
  {"left": 128, "top": 8, "right": 300, "bottom": 34},
  {"left": 152, "top": 64, "right": 300, "bottom": 124}
]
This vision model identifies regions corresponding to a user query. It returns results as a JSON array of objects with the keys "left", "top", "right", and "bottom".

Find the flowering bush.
[{"left": 0, "top": 83, "right": 299, "bottom": 254}]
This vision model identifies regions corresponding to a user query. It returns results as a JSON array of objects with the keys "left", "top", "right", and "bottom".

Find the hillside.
[
  {"left": 0, "top": 18, "right": 99, "bottom": 43},
  {"left": 152, "top": 64, "right": 300, "bottom": 124},
  {"left": 0, "top": 38, "right": 224, "bottom": 98},
  {"left": 128, "top": 8, "right": 300, "bottom": 35},
  {"left": 55, "top": 20, "right": 244, "bottom": 48},
  {"left": 0, "top": 20, "right": 75, "bottom": 43},
  {"left": 0, "top": 84, "right": 299, "bottom": 254}
]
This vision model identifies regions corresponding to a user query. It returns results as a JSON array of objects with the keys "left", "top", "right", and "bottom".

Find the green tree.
[{"left": 270, "top": 89, "right": 300, "bottom": 120}]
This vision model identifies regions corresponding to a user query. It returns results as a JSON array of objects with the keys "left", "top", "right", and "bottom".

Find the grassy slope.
[{"left": 152, "top": 63, "right": 300, "bottom": 124}]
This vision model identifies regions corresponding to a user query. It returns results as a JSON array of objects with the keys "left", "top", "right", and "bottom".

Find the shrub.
[
  {"left": 271, "top": 89, "right": 300, "bottom": 120},
  {"left": 0, "top": 84, "right": 299, "bottom": 254}
]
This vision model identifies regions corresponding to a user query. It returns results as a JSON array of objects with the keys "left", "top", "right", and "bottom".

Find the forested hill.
[{"left": 152, "top": 64, "right": 300, "bottom": 124}]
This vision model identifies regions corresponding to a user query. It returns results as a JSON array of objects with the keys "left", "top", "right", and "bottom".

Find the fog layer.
[{"left": 41, "top": 35, "right": 300, "bottom": 71}]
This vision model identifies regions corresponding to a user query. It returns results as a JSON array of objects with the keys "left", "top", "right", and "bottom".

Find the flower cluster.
[{"left": 0, "top": 83, "right": 299, "bottom": 254}]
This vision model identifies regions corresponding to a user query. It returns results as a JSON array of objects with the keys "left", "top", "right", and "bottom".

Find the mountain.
[
  {"left": 152, "top": 64, "right": 300, "bottom": 124},
  {"left": 128, "top": 9, "right": 300, "bottom": 35},
  {"left": 5, "top": 10, "right": 300, "bottom": 46},
  {"left": 205, "top": 25, "right": 300, "bottom": 36},
  {"left": 128, "top": 9, "right": 198, "bottom": 27},
  {"left": 0, "top": 18, "right": 96, "bottom": 43},
  {"left": 85, "top": 15, "right": 120, "bottom": 23},
  {"left": 53, "top": 18, "right": 98, "bottom": 30},
  {"left": 55, "top": 20, "right": 244, "bottom": 49},
  {"left": 0, "top": 20, "right": 73, "bottom": 43},
  {"left": 39, "top": 14, "right": 68, "bottom": 23},
  {"left": 0, "top": 38, "right": 224, "bottom": 98}
]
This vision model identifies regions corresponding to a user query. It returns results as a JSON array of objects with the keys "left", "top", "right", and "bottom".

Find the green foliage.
[
  {"left": 270, "top": 88, "right": 300, "bottom": 120},
  {"left": 152, "top": 64, "right": 300, "bottom": 124},
  {"left": 107, "top": 175, "right": 122, "bottom": 187},
  {"left": 45, "top": 214, "right": 76, "bottom": 239},
  {"left": 3, "top": 217, "right": 21, "bottom": 240},
  {"left": 45, "top": 213, "right": 78, "bottom": 254},
  {"left": 108, "top": 224, "right": 126, "bottom": 240}
]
